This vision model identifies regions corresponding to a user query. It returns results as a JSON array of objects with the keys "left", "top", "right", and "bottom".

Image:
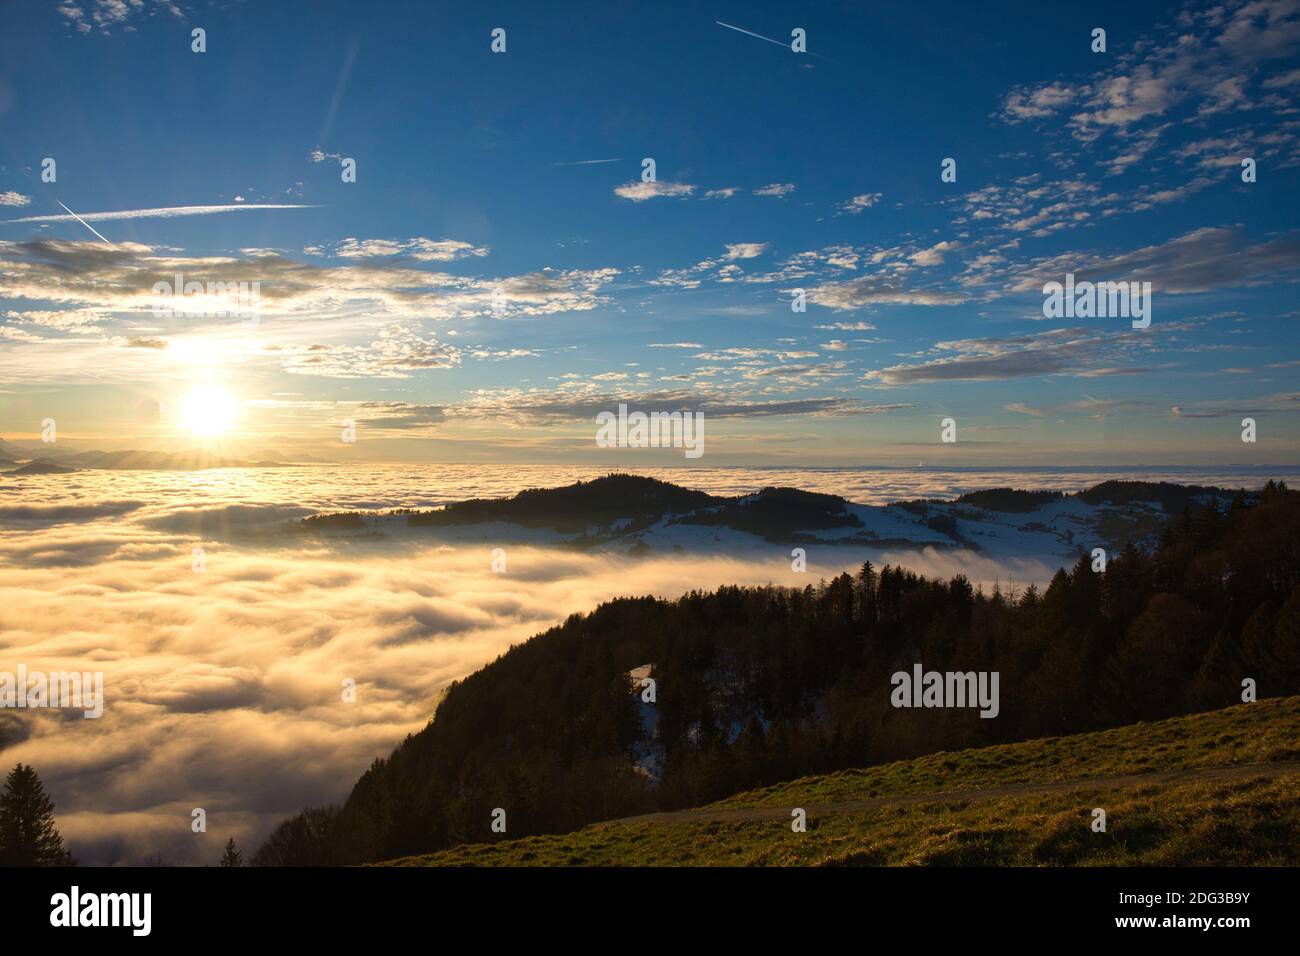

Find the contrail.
[
  {"left": 3, "top": 203, "right": 316, "bottom": 224},
  {"left": 715, "top": 21, "right": 789, "bottom": 49},
  {"left": 56, "top": 200, "right": 117, "bottom": 247},
  {"left": 551, "top": 158, "right": 622, "bottom": 166},
  {"left": 715, "top": 20, "right": 832, "bottom": 62},
  {"left": 318, "top": 37, "right": 358, "bottom": 150}
]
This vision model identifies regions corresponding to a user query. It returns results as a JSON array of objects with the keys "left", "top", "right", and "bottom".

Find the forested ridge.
[{"left": 255, "top": 480, "right": 1300, "bottom": 865}]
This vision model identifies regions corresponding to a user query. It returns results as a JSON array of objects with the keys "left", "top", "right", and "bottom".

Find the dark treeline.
[{"left": 255, "top": 481, "right": 1300, "bottom": 865}]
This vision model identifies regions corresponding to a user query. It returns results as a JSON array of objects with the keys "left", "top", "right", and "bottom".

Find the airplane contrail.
[
  {"left": 715, "top": 20, "right": 833, "bottom": 62},
  {"left": 715, "top": 21, "right": 789, "bottom": 49},
  {"left": 56, "top": 200, "right": 117, "bottom": 247},
  {"left": 2, "top": 203, "right": 316, "bottom": 225}
]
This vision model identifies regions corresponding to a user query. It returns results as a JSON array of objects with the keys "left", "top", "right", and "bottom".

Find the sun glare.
[{"left": 179, "top": 384, "right": 240, "bottom": 437}]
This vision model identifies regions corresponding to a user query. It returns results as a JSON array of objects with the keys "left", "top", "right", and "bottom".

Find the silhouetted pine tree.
[
  {"left": 0, "top": 764, "right": 74, "bottom": 866},
  {"left": 220, "top": 837, "right": 243, "bottom": 867}
]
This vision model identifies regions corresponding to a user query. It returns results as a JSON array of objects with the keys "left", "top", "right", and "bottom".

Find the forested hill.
[{"left": 255, "top": 481, "right": 1300, "bottom": 866}]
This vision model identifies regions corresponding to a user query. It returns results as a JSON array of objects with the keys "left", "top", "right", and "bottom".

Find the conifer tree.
[
  {"left": 220, "top": 837, "right": 243, "bottom": 867},
  {"left": 0, "top": 764, "right": 74, "bottom": 866}
]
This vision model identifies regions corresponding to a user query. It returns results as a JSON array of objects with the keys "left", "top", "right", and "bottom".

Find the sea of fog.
[
  {"left": 6, "top": 461, "right": 1297, "bottom": 512},
  {"left": 0, "top": 463, "right": 1294, "bottom": 865}
]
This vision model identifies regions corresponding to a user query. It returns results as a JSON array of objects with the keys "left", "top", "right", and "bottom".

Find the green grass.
[
  {"left": 379, "top": 697, "right": 1300, "bottom": 867},
  {"left": 708, "top": 694, "right": 1300, "bottom": 810}
]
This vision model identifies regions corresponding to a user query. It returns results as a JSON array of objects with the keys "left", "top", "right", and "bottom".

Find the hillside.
[
  {"left": 382, "top": 697, "right": 1300, "bottom": 866},
  {"left": 405, "top": 473, "right": 723, "bottom": 535},
  {"left": 253, "top": 481, "right": 1300, "bottom": 866}
]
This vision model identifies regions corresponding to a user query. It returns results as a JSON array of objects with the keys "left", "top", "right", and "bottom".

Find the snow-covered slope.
[{"left": 292, "top": 474, "right": 1238, "bottom": 574}]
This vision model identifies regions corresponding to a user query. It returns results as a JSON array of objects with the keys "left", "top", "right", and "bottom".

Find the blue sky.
[{"left": 0, "top": 0, "right": 1298, "bottom": 465}]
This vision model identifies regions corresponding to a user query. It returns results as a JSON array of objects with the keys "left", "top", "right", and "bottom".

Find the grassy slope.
[
  {"left": 708, "top": 694, "right": 1300, "bottom": 810},
  {"left": 381, "top": 696, "right": 1300, "bottom": 867}
]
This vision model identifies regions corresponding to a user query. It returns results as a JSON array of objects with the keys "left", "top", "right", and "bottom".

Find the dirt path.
[{"left": 594, "top": 759, "right": 1300, "bottom": 828}]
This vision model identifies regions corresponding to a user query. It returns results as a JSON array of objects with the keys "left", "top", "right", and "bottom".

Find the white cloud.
[
  {"left": 814, "top": 321, "right": 877, "bottom": 331},
  {"left": 807, "top": 277, "right": 969, "bottom": 310},
  {"left": 329, "top": 237, "right": 490, "bottom": 262},
  {"left": 1000, "top": 0, "right": 1300, "bottom": 140},
  {"left": 836, "top": 193, "right": 882, "bottom": 215},
  {"left": 910, "top": 241, "right": 958, "bottom": 267},
  {"left": 278, "top": 325, "right": 461, "bottom": 378},
  {"left": 1006, "top": 226, "right": 1300, "bottom": 296},
  {"left": 613, "top": 181, "right": 696, "bottom": 202},
  {"left": 57, "top": 0, "right": 184, "bottom": 35},
  {"left": 723, "top": 242, "right": 768, "bottom": 260},
  {"left": 1001, "top": 81, "right": 1078, "bottom": 121},
  {"left": 0, "top": 241, "right": 622, "bottom": 383}
]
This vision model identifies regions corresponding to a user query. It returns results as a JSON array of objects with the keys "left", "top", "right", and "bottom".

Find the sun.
[{"left": 178, "top": 384, "right": 240, "bottom": 437}]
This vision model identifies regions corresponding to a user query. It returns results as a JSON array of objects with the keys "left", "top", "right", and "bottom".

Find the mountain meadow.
[{"left": 385, "top": 696, "right": 1300, "bottom": 867}]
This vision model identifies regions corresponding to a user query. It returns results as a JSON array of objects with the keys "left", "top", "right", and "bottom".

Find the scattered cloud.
[
  {"left": 807, "top": 277, "right": 969, "bottom": 310},
  {"left": 836, "top": 193, "right": 882, "bottom": 215},
  {"left": 722, "top": 242, "right": 768, "bottom": 260},
  {"left": 57, "top": 0, "right": 186, "bottom": 35},
  {"left": 320, "top": 237, "right": 489, "bottom": 262},
  {"left": 1008, "top": 227, "right": 1300, "bottom": 296},
  {"left": 867, "top": 327, "right": 1160, "bottom": 386},
  {"left": 614, "top": 181, "right": 696, "bottom": 202},
  {"left": 910, "top": 240, "right": 958, "bottom": 267}
]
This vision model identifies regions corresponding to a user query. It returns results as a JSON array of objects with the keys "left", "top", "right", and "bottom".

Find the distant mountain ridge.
[
  {"left": 9, "top": 461, "right": 76, "bottom": 475},
  {"left": 297, "top": 473, "right": 1243, "bottom": 561},
  {"left": 2, "top": 448, "right": 287, "bottom": 472}
]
